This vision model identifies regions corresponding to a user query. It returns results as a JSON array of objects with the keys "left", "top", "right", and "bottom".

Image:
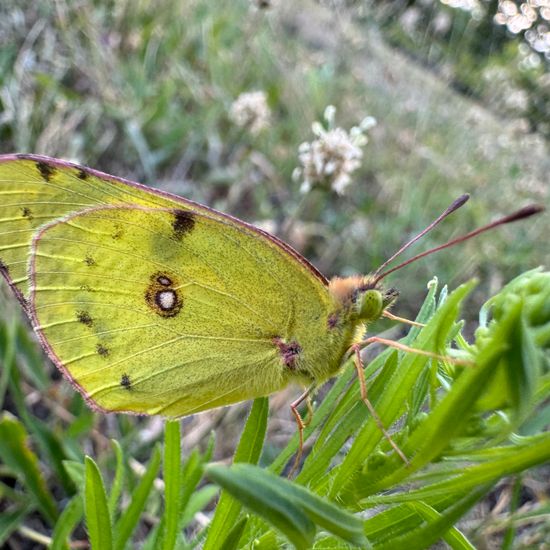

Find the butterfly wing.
[
  {"left": 28, "top": 205, "right": 333, "bottom": 415},
  {"left": 0, "top": 154, "right": 326, "bottom": 302}
]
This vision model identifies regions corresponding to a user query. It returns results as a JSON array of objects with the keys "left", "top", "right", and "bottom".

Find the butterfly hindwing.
[{"left": 29, "top": 206, "right": 333, "bottom": 415}]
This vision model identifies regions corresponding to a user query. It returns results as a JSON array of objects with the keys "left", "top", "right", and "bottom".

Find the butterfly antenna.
[
  {"left": 372, "top": 194, "right": 470, "bottom": 278},
  {"left": 372, "top": 204, "right": 544, "bottom": 285}
]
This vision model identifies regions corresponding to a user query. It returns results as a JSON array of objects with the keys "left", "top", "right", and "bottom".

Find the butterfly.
[{"left": 0, "top": 154, "right": 542, "bottom": 464}]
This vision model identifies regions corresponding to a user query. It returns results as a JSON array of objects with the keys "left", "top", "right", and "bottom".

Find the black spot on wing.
[
  {"left": 77, "top": 169, "right": 88, "bottom": 180},
  {"left": 84, "top": 255, "right": 96, "bottom": 266},
  {"left": 172, "top": 210, "right": 195, "bottom": 240},
  {"left": 76, "top": 310, "right": 93, "bottom": 327},
  {"left": 21, "top": 207, "right": 33, "bottom": 220},
  {"left": 96, "top": 344, "right": 109, "bottom": 357},
  {"left": 36, "top": 161, "right": 55, "bottom": 182},
  {"left": 120, "top": 373, "right": 132, "bottom": 390},
  {"left": 111, "top": 227, "right": 124, "bottom": 240}
]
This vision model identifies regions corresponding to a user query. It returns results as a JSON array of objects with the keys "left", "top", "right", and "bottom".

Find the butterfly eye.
[{"left": 357, "top": 289, "right": 384, "bottom": 322}]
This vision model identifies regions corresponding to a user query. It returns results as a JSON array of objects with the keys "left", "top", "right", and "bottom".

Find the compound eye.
[{"left": 358, "top": 289, "right": 384, "bottom": 322}]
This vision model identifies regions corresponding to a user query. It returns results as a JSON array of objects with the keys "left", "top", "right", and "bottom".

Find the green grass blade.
[
  {"left": 204, "top": 397, "right": 268, "bottom": 550},
  {"left": 217, "top": 515, "right": 248, "bottom": 550},
  {"left": 50, "top": 495, "right": 84, "bottom": 550},
  {"left": 206, "top": 464, "right": 315, "bottom": 550},
  {"left": 0, "top": 413, "right": 58, "bottom": 524},
  {"left": 0, "top": 316, "right": 16, "bottom": 410},
  {"left": 113, "top": 445, "right": 162, "bottom": 550},
  {"left": 63, "top": 460, "right": 86, "bottom": 493},
  {"left": 410, "top": 502, "right": 475, "bottom": 550},
  {"left": 0, "top": 503, "right": 33, "bottom": 547},
  {"left": 180, "top": 448, "right": 206, "bottom": 519},
  {"left": 108, "top": 440, "right": 125, "bottom": 521},
  {"left": 372, "top": 486, "right": 488, "bottom": 549},
  {"left": 85, "top": 456, "right": 113, "bottom": 550},
  {"left": 163, "top": 420, "right": 182, "bottom": 550},
  {"left": 207, "top": 463, "right": 368, "bottom": 548}
]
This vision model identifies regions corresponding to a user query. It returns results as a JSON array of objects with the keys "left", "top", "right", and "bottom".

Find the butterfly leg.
[
  {"left": 288, "top": 387, "right": 312, "bottom": 477},
  {"left": 302, "top": 393, "right": 314, "bottom": 428},
  {"left": 359, "top": 336, "right": 473, "bottom": 366},
  {"left": 382, "top": 310, "right": 425, "bottom": 327},
  {"left": 352, "top": 344, "right": 410, "bottom": 466}
]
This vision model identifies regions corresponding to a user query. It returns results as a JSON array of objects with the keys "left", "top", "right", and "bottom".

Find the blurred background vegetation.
[{"left": 0, "top": 0, "right": 548, "bottom": 547}]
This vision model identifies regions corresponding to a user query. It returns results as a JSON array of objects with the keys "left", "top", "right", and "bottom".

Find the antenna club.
[
  {"left": 451, "top": 194, "right": 470, "bottom": 211},
  {"left": 501, "top": 204, "right": 545, "bottom": 224}
]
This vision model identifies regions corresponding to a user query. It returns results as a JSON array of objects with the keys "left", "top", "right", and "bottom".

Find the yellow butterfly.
[{"left": 0, "top": 154, "right": 542, "bottom": 455}]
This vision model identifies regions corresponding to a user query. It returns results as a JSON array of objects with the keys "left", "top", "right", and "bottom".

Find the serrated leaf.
[
  {"left": 113, "top": 446, "right": 161, "bottom": 550},
  {"left": 50, "top": 495, "right": 84, "bottom": 550},
  {"left": 206, "top": 464, "right": 315, "bottom": 550},
  {"left": 206, "top": 463, "right": 368, "bottom": 548},
  {"left": 204, "top": 398, "right": 268, "bottom": 550},
  {"left": 85, "top": 456, "right": 112, "bottom": 550}
]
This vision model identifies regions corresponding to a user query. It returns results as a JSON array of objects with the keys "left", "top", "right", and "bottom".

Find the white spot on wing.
[{"left": 158, "top": 290, "right": 176, "bottom": 310}]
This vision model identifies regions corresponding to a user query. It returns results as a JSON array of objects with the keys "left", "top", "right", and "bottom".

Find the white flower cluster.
[
  {"left": 495, "top": 1, "right": 549, "bottom": 34},
  {"left": 296, "top": 106, "right": 376, "bottom": 195},
  {"left": 494, "top": 1, "right": 550, "bottom": 57},
  {"left": 229, "top": 91, "right": 271, "bottom": 135}
]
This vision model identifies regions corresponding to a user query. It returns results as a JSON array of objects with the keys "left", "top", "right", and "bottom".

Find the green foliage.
[
  {"left": 0, "top": 0, "right": 546, "bottom": 314},
  {"left": 1, "top": 272, "right": 549, "bottom": 547},
  {"left": 0, "top": 0, "right": 548, "bottom": 547}
]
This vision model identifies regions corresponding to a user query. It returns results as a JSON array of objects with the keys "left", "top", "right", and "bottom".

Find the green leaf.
[
  {"left": 204, "top": 397, "right": 268, "bottom": 550},
  {"left": 369, "top": 486, "right": 488, "bottom": 549},
  {"left": 113, "top": 445, "right": 162, "bottom": 550},
  {"left": 333, "top": 280, "right": 476, "bottom": 500},
  {"left": 0, "top": 316, "right": 16, "bottom": 410},
  {"left": 162, "top": 420, "right": 182, "bottom": 550},
  {"left": 0, "top": 503, "right": 33, "bottom": 547},
  {"left": 206, "top": 464, "right": 315, "bottom": 550},
  {"left": 50, "top": 495, "right": 84, "bottom": 550},
  {"left": 366, "top": 433, "right": 550, "bottom": 505},
  {"left": 180, "top": 448, "right": 206, "bottom": 518},
  {"left": 63, "top": 460, "right": 86, "bottom": 493},
  {"left": 217, "top": 515, "right": 248, "bottom": 550},
  {"left": 0, "top": 413, "right": 58, "bottom": 524},
  {"left": 410, "top": 502, "right": 475, "bottom": 550},
  {"left": 108, "top": 440, "right": 125, "bottom": 521},
  {"left": 179, "top": 485, "right": 218, "bottom": 529},
  {"left": 85, "top": 456, "right": 113, "bottom": 550},
  {"left": 206, "top": 463, "right": 368, "bottom": 548}
]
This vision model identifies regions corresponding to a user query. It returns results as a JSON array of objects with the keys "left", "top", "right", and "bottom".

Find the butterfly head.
[
  {"left": 328, "top": 198, "right": 544, "bottom": 328},
  {"left": 328, "top": 275, "right": 398, "bottom": 324}
]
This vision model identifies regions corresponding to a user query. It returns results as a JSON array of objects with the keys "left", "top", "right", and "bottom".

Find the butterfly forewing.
[
  {"left": 0, "top": 156, "right": 184, "bottom": 299},
  {"left": 28, "top": 206, "right": 333, "bottom": 415},
  {"left": 0, "top": 155, "right": 327, "bottom": 303}
]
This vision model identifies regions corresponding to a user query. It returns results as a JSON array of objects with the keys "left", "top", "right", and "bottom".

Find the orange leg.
[
  {"left": 359, "top": 336, "right": 473, "bottom": 366},
  {"left": 382, "top": 310, "right": 426, "bottom": 328},
  {"left": 303, "top": 393, "right": 314, "bottom": 428},
  {"left": 289, "top": 387, "right": 311, "bottom": 477},
  {"left": 352, "top": 345, "right": 410, "bottom": 465}
]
